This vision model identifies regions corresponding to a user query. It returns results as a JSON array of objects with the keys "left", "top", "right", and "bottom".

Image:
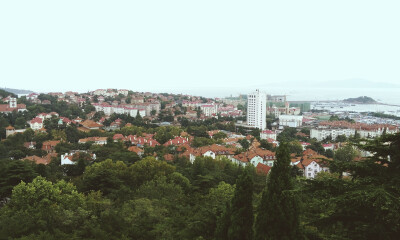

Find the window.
[{"left": 308, "top": 173, "right": 311, "bottom": 176}]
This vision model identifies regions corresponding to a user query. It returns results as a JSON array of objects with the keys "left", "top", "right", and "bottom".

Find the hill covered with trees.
[
  {"left": 0, "top": 132, "right": 399, "bottom": 239},
  {"left": 343, "top": 96, "right": 377, "bottom": 104}
]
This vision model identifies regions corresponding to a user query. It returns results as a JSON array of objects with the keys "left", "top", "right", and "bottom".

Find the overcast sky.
[{"left": 1, "top": 0, "right": 399, "bottom": 97}]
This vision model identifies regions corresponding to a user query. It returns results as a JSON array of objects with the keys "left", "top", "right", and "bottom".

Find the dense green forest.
[{"left": 0, "top": 131, "right": 399, "bottom": 239}]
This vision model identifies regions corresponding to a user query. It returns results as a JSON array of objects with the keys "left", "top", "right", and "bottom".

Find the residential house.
[
  {"left": 28, "top": 117, "right": 44, "bottom": 130},
  {"left": 81, "top": 120, "right": 103, "bottom": 130},
  {"left": 0, "top": 98, "right": 27, "bottom": 113},
  {"left": 23, "top": 155, "right": 51, "bottom": 165},
  {"left": 42, "top": 140, "right": 60, "bottom": 153},
  {"left": 260, "top": 130, "right": 277, "bottom": 140},
  {"left": 5, "top": 126, "right": 26, "bottom": 137}
]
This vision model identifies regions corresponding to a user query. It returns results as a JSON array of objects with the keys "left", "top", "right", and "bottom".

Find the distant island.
[{"left": 343, "top": 96, "right": 377, "bottom": 104}]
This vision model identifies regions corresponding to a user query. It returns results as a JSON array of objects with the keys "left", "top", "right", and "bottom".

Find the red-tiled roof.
[
  {"left": 30, "top": 117, "right": 43, "bottom": 124},
  {"left": 81, "top": 120, "right": 103, "bottom": 128},
  {"left": 256, "top": 163, "right": 271, "bottom": 175},
  {"left": 0, "top": 104, "right": 26, "bottom": 112},
  {"left": 128, "top": 146, "right": 143, "bottom": 154},
  {"left": 24, "top": 155, "right": 51, "bottom": 165}
]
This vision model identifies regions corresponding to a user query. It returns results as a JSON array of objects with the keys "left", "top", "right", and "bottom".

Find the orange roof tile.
[
  {"left": 24, "top": 155, "right": 51, "bottom": 165},
  {"left": 256, "top": 163, "right": 271, "bottom": 175}
]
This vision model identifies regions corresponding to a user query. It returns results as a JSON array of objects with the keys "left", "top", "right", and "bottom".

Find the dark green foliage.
[
  {"left": 335, "top": 134, "right": 347, "bottom": 142},
  {"left": 277, "top": 127, "right": 298, "bottom": 142},
  {"left": 215, "top": 202, "right": 232, "bottom": 240},
  {"left": 189, "top": 156, "right": 243, "bottom": 194},
  {"left": 288, "top": 141, "right": 303, "bottom": 155},
  {"left": 0, "top": 177, "right": 90, "bottom": 239},
  {"left": 238, "top": 138, "right": 250, "bottom": 150},
  {"left": 187, "top": 125, "right": 209, "bottom": 138},
  {"left": 255, "top": 143, "right": 300, "bottom": 240},
  {"left": 192, "top": 137, "right": 216, "bottom": 147},
  {"left": 306, "top": 140, "right": 325, "bottom": 154},
  {"left": 330, "top": 145, "right": 359, "bottom": 178},
  {"left": 79, "top": 159, "right": 127, "bottom": 196},
  {"left": 65, "top": 125, "right": 82, "bottom": 143},
  {"left": 301, "top": 133, "right": 400, "bottom": 239},
  {"left": 213, "top": 131, "right": 228, "bottom": 140},
  {"left": 260, "top": 139, "right": 274, "bottom": 150},
  {"left": 228, "top": 168, "right": 254, "bottom": 240},
  {"left": 186, "top": 181, "right": 234, "bottom": 239},
  {"left": 324, "top": 149, "right": 334, "bottom": 158},
  {"left": 0, "top": 160, "right": 38, "bottom": 199}
]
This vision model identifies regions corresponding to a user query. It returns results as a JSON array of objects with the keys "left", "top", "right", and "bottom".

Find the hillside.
[
  {"left": 343, "top": 96, "right": 377, "bottom": 104},
  {"left": 0, "top": 87, "right": 34, "bottom": 95},
  {"left": 0, "top": 89, "right": 16, "bottom": 99}
]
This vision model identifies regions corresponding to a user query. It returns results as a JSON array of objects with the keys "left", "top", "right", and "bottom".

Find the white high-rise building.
[{"left": 247, "top": 89, "right": 267, "bottom": 130}]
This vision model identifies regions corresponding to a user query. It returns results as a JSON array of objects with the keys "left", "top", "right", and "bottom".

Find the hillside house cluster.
[
  {"left": 0, "top": 97, "right": 27, "bottom": 113},
  {"left": 311, "top": 121, "right": 398, "bottom": 141}
]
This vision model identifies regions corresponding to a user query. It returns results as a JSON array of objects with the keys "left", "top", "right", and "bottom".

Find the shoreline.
[{"left": 290, "top": 100, "right": 400, "bottom": 107}]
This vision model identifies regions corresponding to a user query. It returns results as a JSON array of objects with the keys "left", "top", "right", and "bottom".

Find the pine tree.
[
  {"left": 254, "top": 142, "right": 301, "bottom": 240},
  {"left": 227, "top": 168, "right": 254, "bottom": 240}
]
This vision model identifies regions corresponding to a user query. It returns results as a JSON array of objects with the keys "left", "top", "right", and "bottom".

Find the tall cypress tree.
[
  {"left": 254, "top": 142, "right": 301, "bottom": 240},
  {"left": 215, "top": 202, "right": 231, "bottom": 240},
  {"left": 227, "top": 168, "right": 254, "bottom": 240}
]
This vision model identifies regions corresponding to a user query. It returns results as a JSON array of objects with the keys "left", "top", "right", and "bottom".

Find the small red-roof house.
[
  {"left": 301, "top": 149, "right": 330, "bottom": 178},
  {"left": 0, "top": 97, "right": 27, "bottom": 113},
  {"left": 24, "top": 155, "right": 51, "bottom": 165},
  {"left": 113, "top": 134, "right": 126, "bottom": 142},
  {"left": 256, "top": 163, "right": 271, "bottom": 175},
  {"left": 42, "top": 140, "right": 60, "bottom": 153},
  {"left": 23, "top": 142, "right": 36, "bottom": 149},
  {"left": 28, "top": 117, "right": 44, "bottom": 130},
  {"left": 81, "top": 120, "right": 103, "bottom": 130},
  {"left": 322, "top": 143, "right": 334, "bottom": 151},
  {"left": 128, "top": 146, "right": 144, "bottom": 156}
]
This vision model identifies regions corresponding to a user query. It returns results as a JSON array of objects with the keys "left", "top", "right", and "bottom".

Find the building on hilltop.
[{"left": 0, "top": 97, "right": 27, "bottom": 113}]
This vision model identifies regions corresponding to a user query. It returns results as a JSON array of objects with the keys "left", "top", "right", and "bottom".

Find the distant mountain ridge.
[
  {"left": 0, "top": 89, "right": 17, "bottom": 98},
  {"left": 0, "top": 87, "right": 35, "bottom": 95}
]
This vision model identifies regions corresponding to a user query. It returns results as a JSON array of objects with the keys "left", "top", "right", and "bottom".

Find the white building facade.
[
  {"left": 247, "top": 90, "right": 267, "bottom": 130},
  {"left": 310, "top": 128, "right": 355, "bottom": 141},
  {"left": 200, "top": 104, "right": 218, "bottom": 117},
  {"left": 279, "top": 115, "right": 303, "bottom": 128},
  {"left": 304, "top": 161, "right": 329, "bottom": 179},
  {"left": 260, "top": 130, "right": 277, "bottom": 140}
]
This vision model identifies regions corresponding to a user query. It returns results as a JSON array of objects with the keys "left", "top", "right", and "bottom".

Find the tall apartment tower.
[{"left": 247, "top": 89, "right": 267, "bottom": 130}]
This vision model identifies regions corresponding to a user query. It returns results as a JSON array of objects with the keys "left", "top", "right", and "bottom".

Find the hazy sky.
[{"left": 1, "top": 0, "right": 399, "bottom": 97}]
